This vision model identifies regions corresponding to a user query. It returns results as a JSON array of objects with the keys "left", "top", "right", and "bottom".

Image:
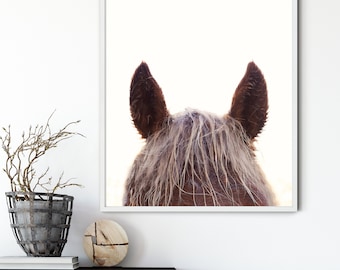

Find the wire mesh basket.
[{"left": 5, "top": 192, "right": 74, "bottom": 257}]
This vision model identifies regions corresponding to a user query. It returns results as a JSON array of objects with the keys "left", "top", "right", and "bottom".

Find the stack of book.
[{"left": 0, "top": 256, "right": 79, "bottom": 269}]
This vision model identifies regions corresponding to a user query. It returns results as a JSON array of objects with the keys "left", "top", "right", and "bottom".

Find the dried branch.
[{"left": 0, "top": 112, "right": 84, "bottom": 194}]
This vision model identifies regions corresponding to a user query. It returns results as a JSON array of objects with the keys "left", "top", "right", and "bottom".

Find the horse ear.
[
  {"left": 229, "top": 62, "right": 268, "bottom": 140},
  {"left": 130, "top": 62, "right": 169, "bottom": 138}
]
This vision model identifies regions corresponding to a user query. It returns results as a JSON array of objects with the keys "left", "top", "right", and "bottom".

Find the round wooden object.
[{"left": 83, "top": 219, "right": 128, "bottom": 266}]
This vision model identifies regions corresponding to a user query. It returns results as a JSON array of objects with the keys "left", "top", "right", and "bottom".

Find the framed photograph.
[{"left": 100, "top": 0, "right": 298, "bottom": 212}]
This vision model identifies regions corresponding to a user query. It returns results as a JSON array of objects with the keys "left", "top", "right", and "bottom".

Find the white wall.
[{"left": 0, "top": 0, "right": 339, "bottom": 269}]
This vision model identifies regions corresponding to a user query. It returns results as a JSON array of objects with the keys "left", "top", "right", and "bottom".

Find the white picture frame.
[{"left": 100, "top": 0, "right": 298, "bottom": 212}]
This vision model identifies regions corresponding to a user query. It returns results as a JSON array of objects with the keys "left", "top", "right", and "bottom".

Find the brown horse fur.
[{"left": 124, "top": 62, "right": 275, "bottom": 206}]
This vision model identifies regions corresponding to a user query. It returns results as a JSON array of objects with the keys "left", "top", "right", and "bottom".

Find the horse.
[{"left": 123, "top": 62, "right": 275, "bottom": 206}]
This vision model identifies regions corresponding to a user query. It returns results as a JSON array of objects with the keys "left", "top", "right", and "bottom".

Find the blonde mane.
[{"left": 124, "top": 109, "right": 275, "bottom": 206}]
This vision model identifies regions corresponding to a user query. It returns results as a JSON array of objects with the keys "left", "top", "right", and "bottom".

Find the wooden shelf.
[{"left": 79, "top": 268, "right": 175, "bottom": 270}]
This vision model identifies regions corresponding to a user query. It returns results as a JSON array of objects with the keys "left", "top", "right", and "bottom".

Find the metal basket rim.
[{"left": 5, "top": 191, "right": 74, "bottom": 200}]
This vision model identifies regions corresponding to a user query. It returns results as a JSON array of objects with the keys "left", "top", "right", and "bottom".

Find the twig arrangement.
[{"left": 0, "top": 112, "right": 84, "bottom": 194}]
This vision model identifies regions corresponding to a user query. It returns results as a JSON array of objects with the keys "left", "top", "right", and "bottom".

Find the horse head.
[{"left": 124, "top": 62, "right": 274, "bottom": 206}]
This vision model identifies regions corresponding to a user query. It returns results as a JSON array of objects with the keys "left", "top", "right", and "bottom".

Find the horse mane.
[{"left": 124, "top": 108, "right": 275, "bottom": 206}]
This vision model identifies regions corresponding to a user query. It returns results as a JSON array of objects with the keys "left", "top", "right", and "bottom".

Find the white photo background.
[{"left": 105, "top": 0, "right": 295, "bottom": 208}]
